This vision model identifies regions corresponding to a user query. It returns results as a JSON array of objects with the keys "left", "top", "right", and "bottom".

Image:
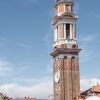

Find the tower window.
[
  {"left": 54, "top": 26, "right": 58, "bottom": 41},
  {"left": 72, "top": 56, "right": 75, "bottom": 59},
  {"left": 65, "top": 5, "right": 71, "bottom": 12},
  {"left": 66, "top": 24, "right": 70, "bottom": 39}
]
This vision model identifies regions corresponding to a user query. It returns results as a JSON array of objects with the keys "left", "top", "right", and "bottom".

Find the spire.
[
  {"left": 56, "top": 0, "right": 73, "bottom": 3},
  {"left": 66, "top": 0, "right": 73, "bottom": 2}
]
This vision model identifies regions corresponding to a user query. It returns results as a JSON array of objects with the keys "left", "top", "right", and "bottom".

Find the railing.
[{"left": 53, "top": 39, "right": 77, "bottom": 47}]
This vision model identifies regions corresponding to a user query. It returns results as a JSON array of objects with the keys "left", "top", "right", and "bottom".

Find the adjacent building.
[
  {"left": 0, "top": 93, "right": 12, "bottom": 100},
  {"left": 79, "top": 85, "right": 100, "bottom": 100}
]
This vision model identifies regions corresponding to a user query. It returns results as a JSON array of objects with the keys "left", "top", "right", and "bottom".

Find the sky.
[{"left": 0, "top": 0, "right": 100, "bottom": 99}]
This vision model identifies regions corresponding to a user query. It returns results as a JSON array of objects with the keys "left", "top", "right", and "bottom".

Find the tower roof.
[
  {"left": 56, "top": 0, "right": 73, "bottom": 3},
  {"left": 55, "top": 0, "right": 74, "bottom": 6}
]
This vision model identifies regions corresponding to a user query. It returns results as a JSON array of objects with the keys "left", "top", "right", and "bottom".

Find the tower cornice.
[
  {"left": 55, "top": 1, "right": 74, "bottom": 8},
  {"left": 53, "top": 13, "right": 78, "bottom": 25},
  {"left": 55, "top": 0, "right": 74, "bottom": 7},
  {"left": 51, "top": 48, "right": 81, "bottom": 58}
]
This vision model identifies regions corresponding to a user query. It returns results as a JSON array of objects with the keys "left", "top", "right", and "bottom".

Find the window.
[
  {"left": 54, "top": 26, "right": 58, "bottom": 41},
  {"left": 72, "top": 56, "right": 75, "bottom": 59},
  {"left": 66, "top": 24, "right": 70, "bottom": 39},
  {"left": 65, "top": 5, "right": 71, "bottom": 12}
]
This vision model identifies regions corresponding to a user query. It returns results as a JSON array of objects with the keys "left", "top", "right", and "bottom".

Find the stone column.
[
  {"left": 73, "top": 24, "right": 76, "bottom": 39},
  {"left": 70, "top": 24, "right": 73, "bottom": 39},
  {"left": 58, "top": 24, "right": 64, "bottom": 39},
  {"left": 64, "top": 24, "right": 66, "bottom": 39}
]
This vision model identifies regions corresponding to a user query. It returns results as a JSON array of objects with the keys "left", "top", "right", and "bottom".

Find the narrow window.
[
  {"left": 71, "top": 5, "right": 73, "bottom": 12},
  {"left": 57, "top": 26, "right": 58, "bottom": 40},
  {"left": 54, "top": 26, "right": 58, "bottom": 41},
  {"left": 66, "top": 24, "right": 70, "bottom": 39},
  {"left": 65, "top": 5, "right": 71, "bottom": 12}
]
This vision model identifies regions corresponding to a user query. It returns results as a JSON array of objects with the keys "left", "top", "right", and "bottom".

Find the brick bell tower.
[{"left": 51, "top": 0, "right": 81, "bottom": 100}]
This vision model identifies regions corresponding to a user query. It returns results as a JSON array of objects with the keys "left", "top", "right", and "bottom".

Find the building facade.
[
  {"left": 0, "top": 93, "right": 12, "bottom": 100},
  {"left": 79, "top": 85, "right": 100, "bottom": 100},
  {"left": 51, "top": 0, "right": 81, "bottom": 100}
]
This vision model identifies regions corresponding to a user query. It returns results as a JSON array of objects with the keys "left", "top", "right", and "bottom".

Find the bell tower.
[{"left": 51, "top": 0, "right": 81, "bottom": 100}]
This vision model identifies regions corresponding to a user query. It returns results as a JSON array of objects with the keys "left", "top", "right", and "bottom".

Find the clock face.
[{"left": 55, "top": 70, "right": 60, "bottom": 83}]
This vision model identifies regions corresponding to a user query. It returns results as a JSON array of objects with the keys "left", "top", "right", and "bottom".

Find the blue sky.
[{"left": 0, "top": 0, "right": 100, "bottom": 99}]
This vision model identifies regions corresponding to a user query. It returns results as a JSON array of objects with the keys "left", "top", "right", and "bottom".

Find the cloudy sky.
[{"left": 0, "top": 0, "right": 100, "bottom": 99}]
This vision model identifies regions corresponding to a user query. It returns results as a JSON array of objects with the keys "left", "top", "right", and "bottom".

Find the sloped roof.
[
  {"left": 94, "top": 85, "right": 100, "bottom": 92},
  {"left": 81, "top": 85, "right": 100, "bottom": 96}
]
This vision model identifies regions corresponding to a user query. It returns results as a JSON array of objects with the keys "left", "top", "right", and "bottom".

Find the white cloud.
[
  {"left": 80, "top": 78, "right": 100, "bottom": 91},
  {"left": 0, "top": 77, "right": 100, "bottom": 98},
  {"left": 0, "top": 80, "right": 53, "bottom": 99},
  {"left": 12, "top": 76, "right": 52, "bottom": 86}
]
